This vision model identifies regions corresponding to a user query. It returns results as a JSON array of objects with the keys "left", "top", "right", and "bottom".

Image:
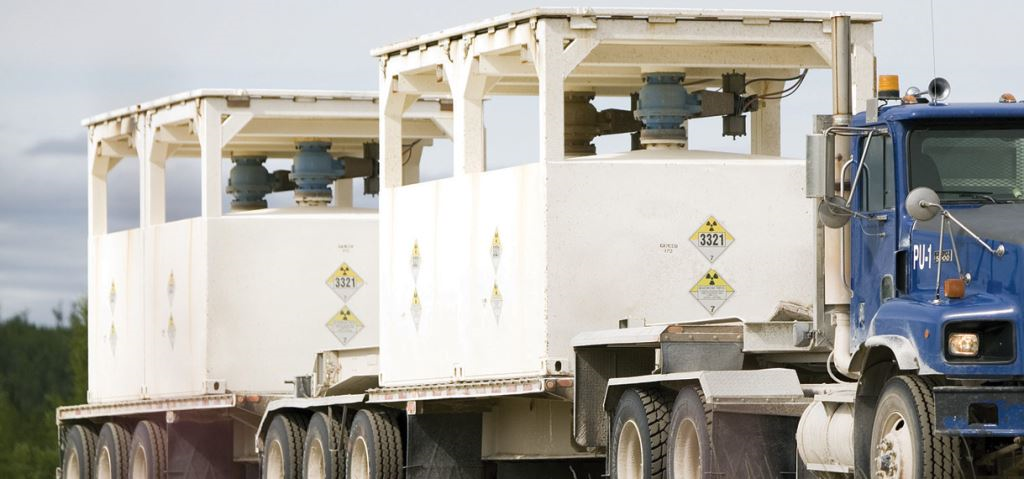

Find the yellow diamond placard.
[
  {"left": 689, "top": 216, "right": 734, "bottom": 262},
  {"left": 690, "top": 269, "right": 734, "bottom": 314},
  {"left": 326, "top": 306, "right": 364, "bottom": 345},
  {"left": 325, "top": 262, "right": 364, "bottom": 303}
]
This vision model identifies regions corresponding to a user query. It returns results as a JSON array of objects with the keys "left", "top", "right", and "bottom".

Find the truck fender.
[
  {"left": 849, "top": 335, "right": 937, "bottom": 375},
  {"left": 602, "top": 369, "right": 804, "bottom": 412}
]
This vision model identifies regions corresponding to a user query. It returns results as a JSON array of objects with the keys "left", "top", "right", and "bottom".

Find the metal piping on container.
[
  {"left": 226, "top": 156, "right": 293, "bottom": 211},
  {"left": 291, "top": 141, "right": 344, "bottom": 206},
  {"left": 564, "top": 92, "right": 641, "bottom": 157},
  {"left": 635, "top": 73, "right": 701, "bottom": 147}
]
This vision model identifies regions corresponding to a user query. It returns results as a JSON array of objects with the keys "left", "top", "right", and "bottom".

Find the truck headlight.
[{"left": 948, "top": 333, "right": 980, "bottom": 357}]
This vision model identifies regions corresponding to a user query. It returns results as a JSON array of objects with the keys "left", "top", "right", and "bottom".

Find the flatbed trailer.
[{"left": 61, "top": 7, "right": 1024, "bottom": 479}]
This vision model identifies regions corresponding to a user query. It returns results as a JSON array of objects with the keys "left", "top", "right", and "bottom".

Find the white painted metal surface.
[
  {"left": 379, "top": 149, "right": 816, "bottom": 385},
  {"left": 84, "top": 90, "right": 450, "bottom": 403},
  {"left": 376, "top": 9, "right": 877, "bottom": 387}
]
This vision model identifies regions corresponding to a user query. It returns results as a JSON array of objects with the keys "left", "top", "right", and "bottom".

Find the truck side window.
[{"left": 862, "top": 136, "right": 894, "bottom": 211}]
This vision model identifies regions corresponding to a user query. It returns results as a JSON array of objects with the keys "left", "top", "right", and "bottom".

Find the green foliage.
[{"left": 0, "top": 299, "right": 87, "bottom": 477}]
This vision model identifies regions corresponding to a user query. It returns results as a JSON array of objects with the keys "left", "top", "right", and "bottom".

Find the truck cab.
[{"left": 843, "top": 93, "right": 1024, "bottom": 474}]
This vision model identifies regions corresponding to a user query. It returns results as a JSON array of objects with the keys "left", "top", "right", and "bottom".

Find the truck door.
[{"left": 850, "top": 133, "right": 898, "bottom": 338}]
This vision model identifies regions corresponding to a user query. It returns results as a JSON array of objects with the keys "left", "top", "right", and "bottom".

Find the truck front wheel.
[
  {"left": 345, "top": 409, "right": 403, "bottom": 479},
  {"left": 609, "top": 388, "right": 669, "bottom": 479},
  {"left": 870, "top": 376, "right": 961, "bottom": 478},
  {"left": 62, "top": 424, "right": 98, "bottom": 479}
]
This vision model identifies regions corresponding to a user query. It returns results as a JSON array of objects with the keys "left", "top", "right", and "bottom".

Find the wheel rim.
[
  {"left": 306, "top": 437, "right": 325, "bottom": 479},
  {"left": 351, "top": 436, "right": 370, "bottom": 479},
  {"left": 672, "top": 418, "right": 701, "bottom": 479},
  {"left": 616, "top": 419, "right": 644, "bottom": 479},
  {"left": 97, "top": 447, "right": 113, "bottom": 479},
  {"left": 266, "top": 440, "right": 285, "bottom": 479},
  {"left": 131, "top": 444, "right": 147, "bottom": 479},
  {"left": 65, "top": 448, "right": 80, "bottom": 479},
  {"left": 874, "top": 411, "right": 916, "bottom": 478}
]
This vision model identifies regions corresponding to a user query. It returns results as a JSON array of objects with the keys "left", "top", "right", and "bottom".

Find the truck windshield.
[{"left": 908, "top": 125, "right": 1024, "bottom": 203}]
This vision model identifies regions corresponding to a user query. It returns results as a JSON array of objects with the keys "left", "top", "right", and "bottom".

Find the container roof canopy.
[
  {"left": 374, "top": 8, "right": 881, "bottom": 96},
  {"left": 84, "top": 89, "right": 452, "bottom": 159}
]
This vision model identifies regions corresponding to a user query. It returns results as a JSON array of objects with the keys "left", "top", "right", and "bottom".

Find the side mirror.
[
  {"left": 905, "top": 187, "right": 942, "bottom": 221},
  {"left": 818, "top": 196, "right": 852, "bottom": 228}
]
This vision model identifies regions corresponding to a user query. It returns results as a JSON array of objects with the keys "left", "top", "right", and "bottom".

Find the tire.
[
  {"left": 304, "top": 412, "right": 347, "bottom": 479},
  {"left": 62, "top": 424, "right": 99, "bottom": 479},
  {"left": 263, "top": 412, "right": 310, "bottom": 479},
  {"left": 128, "top": 420, "right": 167, "bottom": 479},
  {"left": 870, "top": 375, "right": 962, "bottom": 478},
  {"left": 96, "top": 422, "right": 132, "bottom": 479},
  {"left": 345, "top": 409, "right": 403, "bottom": 479},
  {"left": 666, "top": 386, "right": 712, "bottom": 479},
  {"left": 609, "top": 388, "right": 670, "bottom": 479}
]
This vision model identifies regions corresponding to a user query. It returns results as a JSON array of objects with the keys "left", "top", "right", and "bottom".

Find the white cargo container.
[
  {"left": 81, "top": 90, "right": 451, "bottom": 402},
  {"left": 379, "top": 150, "right": 817, "bottom": 385},
  {"left": 372, "top": 8, "right": 876, "bottom": 388},
  {"left": 59, "top": 90, "right": 450, "bottom": 473}
]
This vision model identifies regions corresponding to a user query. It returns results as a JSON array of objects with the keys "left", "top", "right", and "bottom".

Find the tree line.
[{"left": 0, "top": 300, "right": 87, "bottom": 477}]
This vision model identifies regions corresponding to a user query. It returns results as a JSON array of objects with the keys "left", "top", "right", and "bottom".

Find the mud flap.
[
  {"left": 406, "top": 412, "right": 482, "bottom": 479},
  {"left": 708, "top": 412, "right": 800, "bottom": 478}
]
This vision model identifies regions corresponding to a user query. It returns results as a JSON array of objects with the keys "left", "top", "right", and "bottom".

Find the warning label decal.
[
  {"left": 326, "top": 306, "right": 364, "bottom": 345},
  {"left": 689, "top": 216, "right": 734, "bottom": 262},
  {"left": 411, "top": 289, "right": 422, "bottom": 325},
  {"left": 410, "top": 241, "right": 421, "bottom": 280},
  {"left": 491, "top": 283, "right": 503, "bottom": 320},
  {"left": 690, "top": 269, "right": 735, "bottom": 314},
  {"left": 168, "top": 314, "right": 176, "bottom": 348},
  {"left": 109, "top": 282, "right": 117, "bottom": 313},
  {"left": 325, "top": 262, "right": 365, "bottom": 303},
  {"left": 491, "top": 229, "right": 502, "bottom": 272}
]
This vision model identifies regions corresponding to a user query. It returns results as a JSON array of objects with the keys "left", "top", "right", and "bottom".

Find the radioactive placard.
[
  {"left": 109, "top": 281, "right": 117, "bottom": 313},
  {"left": 491, "top": 282, "right": 503, "bottom": 320},
  {"left": 326, "top": 306, "right": 364, "bottom": 345},
  {"left": 689, "top": 216, "right": 734, "bottom": 262},
  {"left": 690, "top": 269, "right": 735, "bottom": 314},
  {"left": 167, "top": 314, "right": 176, "bottom": 348},
  {"left": 109, "top": 322, "right": 118, "bottom": 354},
  {"left": 491, "top": 229, "right": 502, "bottom": 272},
  {"left": 410, "top": 241, "right": 421, "bottom": 280},
  {"left": 325, "top": 262, "right": 364, "bottom": 303},
  {"left": 167, "top": 271, "right": 176, "bottom": 304},
  {"left": 410, "top": 288, "right": 422, "bottom": 325}
]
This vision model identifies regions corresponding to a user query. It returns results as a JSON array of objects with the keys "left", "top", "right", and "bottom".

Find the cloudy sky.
[{"left": 1, "top": 0, "right": 1022, "bottom": 324}]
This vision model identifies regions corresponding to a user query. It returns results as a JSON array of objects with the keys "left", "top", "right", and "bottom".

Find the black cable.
[
  {"left": 742, "top": 69, "right": 809, "bottom": 110},
  {"left": 745, "top": 69, "right": 807, "bottom": 86},
  {"left": 401, "top": 139, "right": 422, "bottom": 166}
]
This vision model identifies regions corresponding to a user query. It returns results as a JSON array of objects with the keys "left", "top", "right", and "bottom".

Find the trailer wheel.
[
  {"left": 263, "top": 412, "right": 309, "bottom": 479},
  {"left": 128, "top": 420, "right": 166, "bottom": 479},
  {"left": 304, "top": 412, "right": 347, "bottom": 479},
  {"left": 666, "top": 386, "right": 711, "bottom": 479},
  {"left": 345, "top": 409, "right": 403, "bottom": 479},
  {"left": 62, "top": 424, "right": 99, "bottom": 479},
  {"left": 870, "top": 376, "right": 961, "bottom": 478},
  {"left": 96, "top": 422, "right": 132, "bottom": 479},
  {"left": 609, "top": 388, "right": 670, "bottom": 479}
]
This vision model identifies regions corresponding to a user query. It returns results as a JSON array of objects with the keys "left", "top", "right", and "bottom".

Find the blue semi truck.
[
  {"left": 848, "top": 91, "right": 1024, "bottom": 474},
  {"left": 573, "top": 79, "right": 1024, "bottom": 479}
]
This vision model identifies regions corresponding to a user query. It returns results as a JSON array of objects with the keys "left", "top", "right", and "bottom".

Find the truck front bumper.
[{"left": 934, "top": 386, "right": 1024, "bottom": 436}]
